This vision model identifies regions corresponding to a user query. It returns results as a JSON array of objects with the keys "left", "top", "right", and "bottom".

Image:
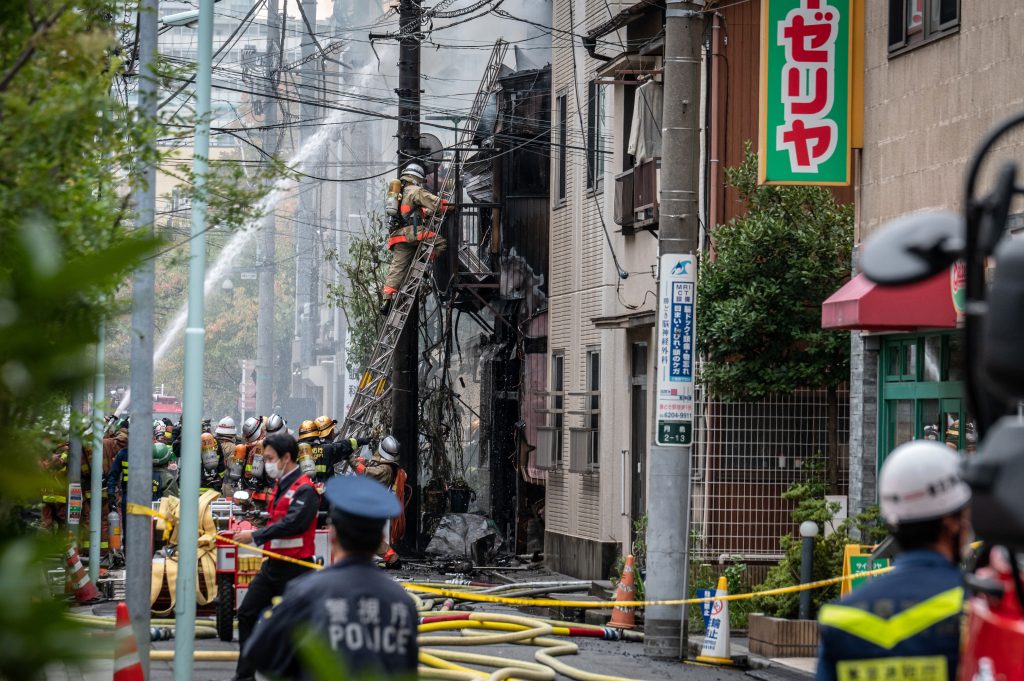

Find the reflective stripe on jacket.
[
  {"left": 387, "top": 183, "right": 443, "bottom": 248},
  {"left": 815, "top": 550, "right": 963, "bottom": 681}
]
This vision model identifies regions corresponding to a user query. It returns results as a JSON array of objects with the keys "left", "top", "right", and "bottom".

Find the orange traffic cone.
[
  {"left": 65, "top": 542, "right": 100, "bottom": 604},
  {"left": 113, "top": 602, "right": 144, "bottom": 681},
  {"left": 608, "top": 554, "right": 637, "bottom": 629}
]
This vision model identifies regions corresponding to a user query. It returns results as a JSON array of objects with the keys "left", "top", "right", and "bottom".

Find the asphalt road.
[{"left": 146, "top": 632, "right": 751, "bottom": 681}]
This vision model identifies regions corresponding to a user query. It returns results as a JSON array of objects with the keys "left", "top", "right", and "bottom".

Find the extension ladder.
[{"left": 340, "top": 39, "right": 508, "bottom": 439}]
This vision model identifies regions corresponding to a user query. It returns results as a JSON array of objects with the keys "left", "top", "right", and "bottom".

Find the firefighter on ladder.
[{"left": 380, "top": 161, "right": 448, "bottom": 317}]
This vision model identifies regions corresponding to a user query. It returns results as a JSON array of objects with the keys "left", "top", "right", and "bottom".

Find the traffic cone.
[
  {"left": 65, "top": 542, "right": 100, "bottom": 604},
  {"left": 696, "top": 575, "right": 733, "bottom": 665},
  {"left": 607, "top": 554, "right": 637, "bottom": 629},
  {"left": 113, "top": 602, "right": 144, "bottom": 681}
]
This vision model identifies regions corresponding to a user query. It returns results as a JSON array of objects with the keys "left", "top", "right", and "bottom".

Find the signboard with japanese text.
[
  {"left": 656, "top": 254, "right": 696, "bottom": 446},
  {"left": 758, "top": 0, "right": 853, "bottom": 185},
  {"left": 67, "top": 483, "right": 83, "bottom": 526}
]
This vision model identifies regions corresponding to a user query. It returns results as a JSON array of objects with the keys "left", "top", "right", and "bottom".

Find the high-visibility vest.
[{"left": 265, "top": 473, "right": 318, "bottom": 558}]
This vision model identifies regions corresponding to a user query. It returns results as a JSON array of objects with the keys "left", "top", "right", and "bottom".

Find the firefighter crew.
[
  {"left": 40, "top": 445, "right": 69, "bottom": 531},
  {"left": 243, "top": 475, "right": 417, "bottom": 680},
  {"left": 231, "top": 432, "right": 320, "bottom": 681},
  {"left": 298, "top": 419, "right": 328, "bottom": 485},
  {"left": 199, "top": 432, "right": 225, "bottom": 493},
  {"left": 241, "top": 416, "right": 270, "bottom": 506},
  {"left": 348, "top": 434, "right": 404, "bottom": 568},
  {"left": 380, "top": 162, "right": 448, "bottom": 317},
  {"left": 816, "top": 440, "right": 971, "bottom": 681},
  {"left": 215, "top": 416, "right": 239, "bottom": 495},
  {"left": 216, "top": 416, "right": 238, "bottom": 445},
  {"left": 311, "top": 414, "right": 369, "bottom": 480},
  {"left": 265, "top": 412, "right": 287, "bottom": 437},
  {"left": 152, "top": 442, "right": 178, "bottom": 499}
]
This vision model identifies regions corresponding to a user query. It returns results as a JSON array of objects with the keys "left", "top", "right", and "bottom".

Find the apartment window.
[
  {"left": 586, "top": 81, "right": 606, "bottom": 191},
  {"left": 555, "top": 94, "right": 567, "bottom": 204},
  {"left": 888, "top": 0, "right": 959, "bottom": 55},
  {"left": 586, "top": 349, "right": 600, "bottom": 466},
  {"left": 552, "top": 352, "right": 565, "bottom": 466}
]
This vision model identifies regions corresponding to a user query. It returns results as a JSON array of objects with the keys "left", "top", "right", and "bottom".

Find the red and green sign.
[
  {"left": 758, "top": 0, "right": 853, "bottom": 185},
  {"left": 950, "top": 260, "right": 966, "bottom": 319}
]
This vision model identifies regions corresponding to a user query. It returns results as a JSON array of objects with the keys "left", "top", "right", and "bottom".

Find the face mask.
[{"left": 265, "top": 461, "right": 281, "bottom": 480}]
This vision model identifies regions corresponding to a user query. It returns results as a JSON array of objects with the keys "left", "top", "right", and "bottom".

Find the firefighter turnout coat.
[{"left": 815, "top": 550, "right": 963, "bottom": 681}]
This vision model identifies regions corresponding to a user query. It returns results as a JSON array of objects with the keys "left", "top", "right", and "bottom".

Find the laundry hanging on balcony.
[{"left": 628, "top": 79, "right": 663, "bottom": 164}]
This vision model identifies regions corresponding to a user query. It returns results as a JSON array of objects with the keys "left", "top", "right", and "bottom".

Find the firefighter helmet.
[
  {"left": 266, "top": 413, "right": 286, "bottom": 435},
  {"left": 378, "top": 435, "right": 400, "bottom": 463},
  {"left": 242, "top": 416, "right": 265, "bottom": 444},
  {"left": 314, "top": 415, "right": 337, "bottom": 439},
  {"left": 402, "top": 162, "right": 425, "bottom": 181},
  {"left": 152, "top": 443, "right": 173, "bottom": 466},
  {"left": 215, "top": 416, "right": 236, "bottom": 437},
  {"left": 298, "top": 420, "right": 319, "bottom": 442},
  {"left": 879, "top": 440, "right": 971, "bottom": 527}
]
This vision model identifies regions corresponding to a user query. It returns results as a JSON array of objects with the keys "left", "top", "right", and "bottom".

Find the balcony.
[{"left": 614, "top": 157, "right": 660, "bottom": 233}]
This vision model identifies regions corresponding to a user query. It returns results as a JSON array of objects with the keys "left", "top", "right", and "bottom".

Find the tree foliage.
[
  {"left": 753, "top": 463, "right": 886, "bottom": 619},
  {"left": 0, "top": 2, "right": 157, "bottom": 677},
  {"left": 325, "top": 215, "right": 389, "bottom": 373},
  {"left": 698, "top": 147, "right": 854, "bottom": 399}
]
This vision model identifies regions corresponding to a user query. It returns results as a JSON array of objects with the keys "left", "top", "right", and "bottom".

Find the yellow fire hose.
[
  {"left": 142, "top": 612, "right": 659, "bottom": 681},
  {"left": 126, "top": 495, "right": 906, "bottom": 681}
]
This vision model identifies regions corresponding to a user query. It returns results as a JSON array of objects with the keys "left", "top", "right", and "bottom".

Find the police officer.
[
  {"left": 816, "top": 440, "right": 971, "bottom": 681},
  {"left": 231, "top": 432, "right": 320, "bottom": 681},
  {"left": 243, "top": 475, "right": 418, "bottom": 680}
]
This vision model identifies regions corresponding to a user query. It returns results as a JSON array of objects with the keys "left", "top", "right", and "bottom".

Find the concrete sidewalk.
[{"left": 686, "top": 635, "right": 815, "bottom": 680}]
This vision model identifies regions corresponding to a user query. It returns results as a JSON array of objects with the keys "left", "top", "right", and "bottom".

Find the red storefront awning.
[{"left": 821, "top": 272, "right": 958, "bottom": 331}]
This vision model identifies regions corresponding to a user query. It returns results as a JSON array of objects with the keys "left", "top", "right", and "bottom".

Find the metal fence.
[{"left": 689, "top": 385, "right": 850, "bottom": 563}]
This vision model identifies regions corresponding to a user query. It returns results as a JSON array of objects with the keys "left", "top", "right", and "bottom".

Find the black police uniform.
[
  {"left": 816, "top": 549, "right": 963, "bottom": 681},
  {"left": 243, "top": 476, "right": 418, "bottom": 680}
]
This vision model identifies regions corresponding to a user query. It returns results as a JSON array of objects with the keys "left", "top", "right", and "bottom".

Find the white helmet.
[
  {"left": 242, "top": 416, "right": 265, "bottom": 444},
  {"left": 266, "top": 413, "right": 285, "bottom": 435},
  {"left": 378, "top": 435, "right": 400, "bottom": 463},
  {"left": 216, "top": 417, "right": 236, "bottom": 437},
  {"left": 402, "top": 162, "right": 425, "bottom": 181},
  {"left": 879, "top": 440, "right": 971, "bottom": 527}
]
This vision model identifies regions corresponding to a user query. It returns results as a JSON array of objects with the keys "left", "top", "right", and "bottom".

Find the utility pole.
[
  {"left": 394, "top": 0, "right": 422, "bottom": 552},
  {"left": 89, "top": 320, "right": 106, "bottom": 585},
  {"left": 173, "top": 0, "right": 214, "bottom": 676},
  {"left": 127, "top": 0, "right": 159, "bottom": 672},
  {"left": 256, "top": 0, "right": 280, "bottom": 417},
  {"left": 294, "top": 0, "right": 317, "bottom": 399},
  {"left": 644, "top": 0, "right": 704, "bottom": 660}
]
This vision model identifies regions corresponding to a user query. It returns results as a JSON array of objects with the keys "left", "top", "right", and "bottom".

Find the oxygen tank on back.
[
  {"left": 228, "top": 444, "right": 245, "bottom": 481},
  {"left": 385, "top": 178, "right": 402, "bottom": 217}
]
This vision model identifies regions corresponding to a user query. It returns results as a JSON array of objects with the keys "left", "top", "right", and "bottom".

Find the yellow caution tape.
[
  {"left": 402, "top": 567, "right": 894, "bottom": 608},
  {"left": 128, "top": 502, "right": 894, "bottom": 608},
  {"left": 126, "top": 502, "right": 322, "bottom": 571}
]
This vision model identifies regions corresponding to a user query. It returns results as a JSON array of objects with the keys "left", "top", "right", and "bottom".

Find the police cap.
[{"left": 324, "top": 475, "right": 401, "bottom": 521}]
